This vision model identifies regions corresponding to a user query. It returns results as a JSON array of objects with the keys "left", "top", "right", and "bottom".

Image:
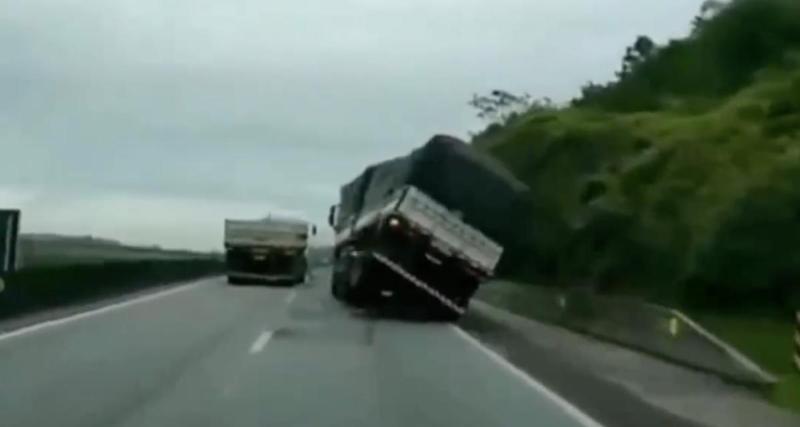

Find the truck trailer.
[
  {"left": 328, "top": 135, "right": 528, "bottom": 320},
  {"left": 224, "top": 217, "right": 314, "bottom": 285}
]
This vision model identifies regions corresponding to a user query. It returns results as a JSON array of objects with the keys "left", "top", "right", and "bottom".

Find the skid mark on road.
[{"left": 451, "top": 326, "right": 605, "bottom": 427}]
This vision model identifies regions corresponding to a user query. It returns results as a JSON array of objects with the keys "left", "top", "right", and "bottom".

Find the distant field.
[{"left": 17, "top": 234, "right": 220, "bottom": 268}]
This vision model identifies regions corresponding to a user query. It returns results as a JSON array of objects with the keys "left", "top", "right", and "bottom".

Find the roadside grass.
[{"left": 693, "top": 313, "right": 800, "bottom": 413}]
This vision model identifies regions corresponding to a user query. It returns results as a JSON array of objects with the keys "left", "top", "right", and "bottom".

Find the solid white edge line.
[
  {"left": 249, "top": 330, "right": 273, "bottom": 354},
  {"left": 0, "top": 278, "right": 213, "bottom": 342},
  {"left": 451, "top": 325, "right": 605, "bottom": 427},
  {"left": 670, "top": 309, "right": 776, "bottom": 382}
]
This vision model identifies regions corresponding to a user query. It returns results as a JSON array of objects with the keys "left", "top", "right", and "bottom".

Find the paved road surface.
[{"left": 0, "top": 269, "right": 597, "bottom": 427}]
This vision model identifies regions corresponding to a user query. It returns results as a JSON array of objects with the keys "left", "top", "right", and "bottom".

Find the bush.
[
  {"left": 763, "top": 114, "right": 800, "bottom": 137},
  {"left": 686, "top": 166, "right": 800, "bottom": 312}
]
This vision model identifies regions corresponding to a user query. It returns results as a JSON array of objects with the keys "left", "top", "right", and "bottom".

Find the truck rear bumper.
[{"left": 227, "top": 271, "right": 302, "bottom": 282}]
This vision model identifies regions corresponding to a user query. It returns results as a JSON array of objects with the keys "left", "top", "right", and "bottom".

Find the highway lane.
[{"left": 0, "top": 269, "right": 597, "bottom": 427}]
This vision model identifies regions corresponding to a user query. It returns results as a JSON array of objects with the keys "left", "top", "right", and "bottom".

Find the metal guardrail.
[{"left": 478, "top": 282, "right": 777, "bottom": 386}]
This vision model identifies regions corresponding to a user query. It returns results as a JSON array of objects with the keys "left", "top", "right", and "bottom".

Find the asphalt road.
[{"left": 0, "top": 269, "right": 598, "bottom": 427}]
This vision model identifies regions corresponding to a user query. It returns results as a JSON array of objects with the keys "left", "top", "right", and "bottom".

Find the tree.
[
  {"left": 692, "top": 0, "right": 727, "bottom": 34},
  {"left": 617, "top": 36, "right": 656, "bottom": 78},
  {"left": 468, "top": 90, "right": 533, "bottom": 124}
]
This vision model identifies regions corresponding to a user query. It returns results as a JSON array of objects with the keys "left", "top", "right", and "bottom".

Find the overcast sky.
[{"left": 0, "top": 0, "right": 702, "bottom": 250}]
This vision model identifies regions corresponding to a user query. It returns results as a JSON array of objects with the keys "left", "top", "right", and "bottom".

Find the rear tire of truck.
[
  {"left": 227, "top": 276, "right": 240, "bottom": 285},
  {"left": 331, "top": 268, "right": 346, "bottom": 300},
  {"left": 342, "top": 255, "right": 372, "bottom": 308}
]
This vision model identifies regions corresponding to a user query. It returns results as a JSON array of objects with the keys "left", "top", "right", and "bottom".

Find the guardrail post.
[
  {"left": 795, "top": 311, "right": 800, "bottom": 372},
  {"left": 0, "top": 209, "right": 20, "bottom": 275},
  {"left": 0, "top": 209, "right": 21, "bottom": 295}
]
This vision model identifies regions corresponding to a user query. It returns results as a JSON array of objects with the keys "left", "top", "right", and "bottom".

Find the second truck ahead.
[
  {"left": 224, "top": 216, "right": 314, "bottom": 285},
  {"left": 328, "top": 135, "right": 529, "bottom": 320}
]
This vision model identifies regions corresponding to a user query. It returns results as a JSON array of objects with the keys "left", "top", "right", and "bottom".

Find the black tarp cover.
[{"left": 336, "top": 135, "right": 529, "bottom": 248}]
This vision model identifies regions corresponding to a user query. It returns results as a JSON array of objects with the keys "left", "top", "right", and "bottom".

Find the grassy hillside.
[{"left": 474, "top": 0, "right": 800, "bottom": 312}]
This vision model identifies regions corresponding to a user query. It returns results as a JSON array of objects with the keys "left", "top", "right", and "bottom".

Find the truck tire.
[
  {"left": 331, "top": 275, "right": 342, "bottom": 298},
  {"left": 342, "top": 255, "right": 372, "bottom": 308},
  {"left": 331, "top": 264, "right": 347, "bottom": 299},
  {"left": 227, "top": 276, "right": 240, "bottom": 285}
]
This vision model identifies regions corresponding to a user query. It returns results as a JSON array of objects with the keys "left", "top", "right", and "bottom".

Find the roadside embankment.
[{"left": 476, "top": 281, "right": 777, "bottom": 388}]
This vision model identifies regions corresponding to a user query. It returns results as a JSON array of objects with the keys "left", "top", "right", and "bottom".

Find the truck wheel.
[
  {"left": 227, "top": 276, "right": 240, "bottom": 285},
  {"left": 331, "top": 271, "right": 345, "bottom": 299},
  {"left": 343, "top": 256, "right": 370, "bottom": 308}
]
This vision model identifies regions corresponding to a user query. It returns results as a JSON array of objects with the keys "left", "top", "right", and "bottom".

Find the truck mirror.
[
  {"left": 312, "top": 225, "right": 318, "bottom": 236},
  {"left": 327, "top": 205, "right": 337, "bottom": 227}
]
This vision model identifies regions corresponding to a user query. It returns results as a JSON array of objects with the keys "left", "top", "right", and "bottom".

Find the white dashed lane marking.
[{"left": 249, "top": 330, "right": 274, "bottom": 354}]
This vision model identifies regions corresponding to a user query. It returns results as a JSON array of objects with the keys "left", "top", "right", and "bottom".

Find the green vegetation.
[
  {"left": 470, "top": 0, "right": 800, "bottom": 412},
  {"left": 694, "top": 313, "right": 800, "bottom": 411},
  {"left": 474, "top": 0, "right": 800, "bottom": 314}
]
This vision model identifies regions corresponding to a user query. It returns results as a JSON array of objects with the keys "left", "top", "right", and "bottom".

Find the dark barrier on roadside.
[
  {"left": 0, "top": 210, "right": 20, "bottom": 275},
  {"left": 477, "top": 281, "right": 777, "bottom": 386},
  {"left": 0, "top": 259, "right": 223, "bottom": 320}
]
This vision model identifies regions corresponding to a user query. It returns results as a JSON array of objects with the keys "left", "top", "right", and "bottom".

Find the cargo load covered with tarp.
[{"left": 336, "top": 135, "right": 529, "bottom": 254}]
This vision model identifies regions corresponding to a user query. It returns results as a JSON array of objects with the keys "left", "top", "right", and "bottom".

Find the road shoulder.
[{"left": 460, "top": 301, "right": 800, "bottom": 427}]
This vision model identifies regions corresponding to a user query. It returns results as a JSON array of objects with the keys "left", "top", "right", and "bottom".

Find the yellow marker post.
[
  {"left": 669, "top": 316, "right": 680, "bottom": 338},
  {"left": 794, "top": 311, "right": 800, "bottom": 372},
  {"left": 558, "top": 295, "right": 567, "bottom": 310}
]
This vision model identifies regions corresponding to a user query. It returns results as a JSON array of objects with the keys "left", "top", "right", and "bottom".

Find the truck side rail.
[{"left": 396, "top": 187, "right": 502, "bottom": 275}]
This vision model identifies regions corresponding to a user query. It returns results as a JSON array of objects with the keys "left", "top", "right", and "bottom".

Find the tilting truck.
[
  {"left": 224, "top": 217, "right": 314, "bottom": 285},
  {"left": 327, "top": 135, "right": 528, "bottom": 320}
]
